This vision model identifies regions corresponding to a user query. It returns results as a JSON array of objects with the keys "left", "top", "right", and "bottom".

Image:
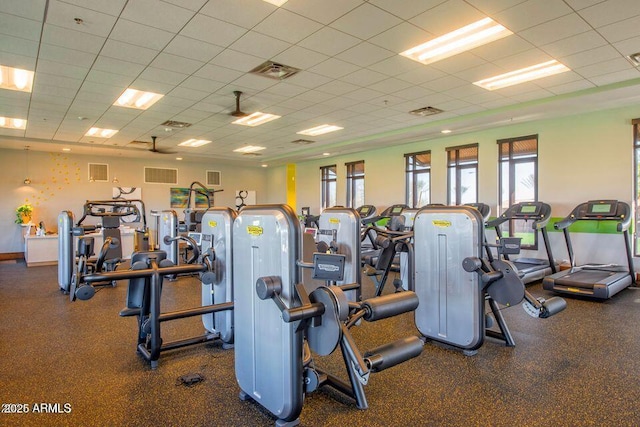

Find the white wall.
[
  {"left": 1, "top": 149, "right": 267, "bottom": 253},
  {"left": 290, "top": 105, "right": 640, "bottom": 270}
]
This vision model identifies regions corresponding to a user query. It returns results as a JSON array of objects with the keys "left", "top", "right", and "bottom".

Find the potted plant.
[{"left": 15, "top": 203, "right": 33, "bottom": 224}]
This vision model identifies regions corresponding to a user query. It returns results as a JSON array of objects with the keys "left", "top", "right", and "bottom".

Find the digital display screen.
[
  {"left": 520, "top": 205, "right": 537, "bottom": 213},
  {"left": 391, "top": 206, "right": 403, "bottom": 213},
  {"left": 187, "top": 232, "right": 202, "bottom": 246},
  {"left": 591, "top": 204, "right": 611, "bottom": 213},
  {"left": 360, "top": 206, "right": 371, "bottom": 215}
]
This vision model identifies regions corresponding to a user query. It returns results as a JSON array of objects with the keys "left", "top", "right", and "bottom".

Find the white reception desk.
[{"left": 24, "top": 228, "right": 135, "bottom": 267}]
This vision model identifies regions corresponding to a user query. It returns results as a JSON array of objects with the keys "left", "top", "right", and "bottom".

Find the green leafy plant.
[{"left": 15, "top": 204, "right": 33, "bottom": 224}]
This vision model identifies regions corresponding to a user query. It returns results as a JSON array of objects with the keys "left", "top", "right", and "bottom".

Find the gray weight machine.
[
  {"left": 413, "top": 205, "right": 566, "bottom": 355},
  {"left": 234, "top": 204, "right": 423, "bottom": 427}
]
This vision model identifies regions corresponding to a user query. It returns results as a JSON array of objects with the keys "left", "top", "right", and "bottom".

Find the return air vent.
[
  {"left": 291, "top": 139, "right": 315, "bottom": 145},
  {"left": 88, "top": 163, "right": 108, "bottom": 182},
  {"left": 409, "top": 106, "right": 444, "bottom": 117},
  {"left": 144, "top": 167, "right": 178, "bottom": 184},
  {"left": 160, "top": 120, "right": 192, "bottom": 128},
  {"left": 250, "top": 61, "right": 301, "bottom": 80},
  {"left": 207, "top": 170, "right": 221, "bottom": 186}
]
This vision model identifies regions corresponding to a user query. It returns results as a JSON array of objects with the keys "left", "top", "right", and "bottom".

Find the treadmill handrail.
[
  {"left": 486, "top": 201, "right": 552, "bottom": 230},
  {"left": 553, "top": 200, "right": 631, "bottom": 232}
]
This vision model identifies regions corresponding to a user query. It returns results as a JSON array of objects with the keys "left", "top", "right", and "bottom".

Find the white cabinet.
[{"left": 24, "top": 228, "right": 135, "bottom": 267}]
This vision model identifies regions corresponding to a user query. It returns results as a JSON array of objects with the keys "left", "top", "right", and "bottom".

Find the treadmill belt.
[{"left": 554, "top": 269, "right": 626, "bottom": 290}]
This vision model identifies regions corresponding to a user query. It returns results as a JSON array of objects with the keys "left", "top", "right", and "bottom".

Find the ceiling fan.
[
  {"left": 148, "top": 136, "right": 175, "bottom": 154},
  {"left": 231, "top": 90, "right": 248, "bottom": 118}
]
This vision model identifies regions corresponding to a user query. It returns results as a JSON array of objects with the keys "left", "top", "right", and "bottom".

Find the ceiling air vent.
[
  {"left": 250, "top": 61, "right": 301, "bottom": 80},
  {"left": 160, "top": 120, "right": 192, "bottom": 128},
  {"left": 242, "top": 152, "right": 262, "bottom": 157},
  {"left": 409, "top": 106, "right": 444, "bottom": 117},
  {"left": 88, "top": 163, "right": 108, "bottom": 182},
  {"left": 144, "top": 167, "right": 178, "bottom": 184},
  {"left": 627, "top": 52, "right": 640, "bottom": 66},
  {"left": 291, "top": 139, "right": 315, "bottom": 145},
  {"left": 207, "top": 170, "right": 221, "bottom": 186}
]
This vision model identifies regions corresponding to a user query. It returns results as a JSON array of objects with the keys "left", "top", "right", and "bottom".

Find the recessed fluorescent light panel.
[
  {"left": 233, "top": 145, "right": 266, "bottom": 153},
  {"left": 297, "top": 124, "right": 344, "bottom": 136},
  {"left": 263, "top": 0, "right": 288, "bottom": 6},
  {"left": 0, "top": 116, "right": 27, "bottom": 130},
  {"left": 0, "top": 66, "right": 34, "bottom": 92},
  {"left": 400, "top": 18, "right": 512, "bottom": 65},
  {"left": 178, "top": 139, "right": 212, "bottom": 147},
  {"left": 85, "top": 127, "right": 118, "bottom": 138},
  {"left": 232, "top": 112, "right": 281, "bottom": 127},
  {"left": 114, "top": 88, "right": 163, "bottom": 110},
  {"left": 473, "top": 60, "right": 570, "bottom": 90}
]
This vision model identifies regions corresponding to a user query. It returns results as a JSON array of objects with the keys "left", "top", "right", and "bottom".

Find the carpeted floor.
[{"left": 1, "top": 261, "right": 639, "bottom": 426}]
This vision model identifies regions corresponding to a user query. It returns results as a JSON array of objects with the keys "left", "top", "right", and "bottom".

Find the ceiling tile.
[
  {"left": 209, "top": 49, "right": 266, "bottom": 73},
  {"left": 541, "top": 30, "right": 608, "bottom": 58},
  {"left": 519, "top": 13, "right": 592, "bottom": 46},
  {"left": 85, "top": 70, "right": 134, "bottom": 87},
  {"left": 150, "top": 52, "right": 204, "bottom": 74},
  {"left": 157, "top": 0, "right": 208, "bottom": 11},
  {"left": 0, "top": 12, "right": 43, "bottom": 41},
  {"left": 36, "top": 58, "right": 89, "bottom": 79},
  {"left": 180, "top": 76, "right": 226, "bottom": 92},
  {"left": 576, "top": 57, "right": 633, "bottom": 78},
  {"left": 597, "top": 15, "right": 640, "bottom": 43},
  {"left": 254, "top": 8, "right": 323, "bottom": 44},
  {"left": 421, "top": 75, "right": 468, "bottom": 91},
  {"left": 411, "top": 0, "right": 486, "bottom": 34},
  {"left": 471, "top": 35, "right": 534, "bottom": 62},
  {"left": 92, "top": 56, "right": 146, "bottom": 77},
  {"left": 392, "top": 85, "right": 435, "bottom": 101},
  {"left": 396, "top": 66, "right": 447, "bottom": 85},
  {"left": 560, "top": 45, "right": 621, "bottom": 69},
  {"left": 199, "top": 0, "right": 275, "bottom": 29},
  {"left": 429, "top": 52, "right": 487, "bottom": 75},
  {"left": 613, "top": 36, "right": 640, "bottom": 57},
  {"left": 368, "top": 0, "right": 446, "bottom": 20},
  {"left": 330, "top": 3, "right": 402, "bottom": 39},
  {"left": 41, "top": 24, "right": 106, "bottom": 54},
  {"left": 563, "top": 0, "right": 605, "bottom": 10},
  {"left": 463, "top": 0, "right": 528, "bottom": 15},
  {"left": 229, "top": 31, "right": 292, "bottom": 60},
  {"left": 454, "top": 62, "right": 506, "bottom": 83},
  {"left": 33, "top": 73, "right": 83, "bottom": 90},
  {"left": 282, "top": 72, "right": 332, "bottom": 89},
  {"left": 272, "top": 45, "right": 329, "bottom": 70},
  {"left": 368, "top": 55, "right": 421, "bottom": 76},
  {"left": 492, "top": 48, "right": 554, "bottom": 71},
  {"left": 335, "top": 42, "right": 395, "bottom": 67},
  {"left": 309, "top": 58, "right": 360, "bottom": 79},
  {"left": 368, "top": 77, "right": 413, "bottom": 94},
  {"left": 100, "top": 39, "right": 159, "bottom": 65},
  {"left": 121, "top": 0, "right": 195, "bottom": 32},
  {"left": 282, "top": 0, "right": 363, "bottom": 25},
  {"left": 0, "top": 0, "right": 46, "bottom": 20},
  {"left": 137, "top": 67, "right": 189, "bottom": 85},
  {"left": 368, "top": 22, "right": 433, "bottom": 53},
  {"left": 163, "top": 35, "right": 224, "bottom": 62},
  {"left": 32, "top": 83, "right": 79, "bottom": 99},
  {"left": 340, "top": 68, "right": 388, "bottom": 87},
  {"left": 588, "top": 68, "right": 640, "bottom": 86},
  {"left": 297, "top": 27, "right": 361, "bottom": 56},
  {"left": 493, "top": 0, "right": 573, "bottom": 32},
  {"left": 264, "top": 81, "right": 309, "bottom": 97},
  {"left": 578, "top": 0, "right": 640, "bottom": 28},
  {"left": 316, "top": 80, "right": 360, "bottom": 96},
  {"left": 0, "top": 34, "right": 40, "bottom": 58},
  {"left": 195, "top": 63, "right": 244, "bottom": 83},
  {"left": 230, "top": 74, "right": 280, "bottom": 91},
  {"left": 46, "top": 0, "right": 118, "bottom": 37},
  {"left": 57, "top": 0, "right": 127, "bottom": 16},
  {"left": 110, "top": 18, "right": 175, "bottom": 50},
  {"left": 39, "top": 43, "right": 97, "bottom": 68}
]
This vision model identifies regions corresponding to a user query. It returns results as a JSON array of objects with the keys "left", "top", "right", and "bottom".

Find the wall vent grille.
[{"left": 144, "top": 167, "right": 178, "bottom": 184}]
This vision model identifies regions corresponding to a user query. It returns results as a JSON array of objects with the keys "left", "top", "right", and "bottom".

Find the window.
[
  {"left": 345, "top": 160, "right": 365, "bottom": 208},
  {"left": 320, "top": 165, "right": 337, "bottom": 209},
  {"left": 446, "top": 144, "right": 478, "bottom": 205},
  {"left": 405, "top": 151, "right": 431, "bottom": 208},
  {"left": 633, "top": 120, "right": 640, "bottom": 255},
  {"left": 498, "top": 134, "right": 538, "bottom": 248}
]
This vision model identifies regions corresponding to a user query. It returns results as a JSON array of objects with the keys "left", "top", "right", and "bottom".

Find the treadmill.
[
  {"left": 542, "top": 200, "right": 636, "bottom": 300},
  {"left": 487, "top": 201, "right": 558, "bottom": 284}
]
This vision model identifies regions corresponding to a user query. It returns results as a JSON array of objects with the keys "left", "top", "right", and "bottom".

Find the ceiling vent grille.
[
  {"left": 88, "top": 163, "right": 108, "bottom": 182},
  {"left": 242, "top": 152, "right": 262, "bottom": 157},
  {"left": 144, "top": 167, "right": 178, "bottom": 184},
  {"left": 291, "top": 139, "right": 315, "bottom": 145},
  {"left": 409, "top": 106, "right": 444, "bottom": 117},
  {"left": 207, "top": 170, "right": 221, "bottom": 186},
  {"left": 161, "top": 120, "right": 192, "bottom": 128},
  {"left": 250, "top": 61, "right": 301, "bottom": 80}
]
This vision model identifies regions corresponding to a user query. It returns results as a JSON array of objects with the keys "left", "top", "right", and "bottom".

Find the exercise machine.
[
  {"left": 542, "top": 200, "right": 636, "bottom": 299},
  {"left": 181, "top": 181, "right": 223, "bottom": 233},
  {"left": 487, "top": 201, "right": 558, "bottom": 284},
  {"left": 413, "top": 205, "right": 566, "bottom": 354},
  {"left": 233, "top": 204, "right": 423, "bottom": 426}
]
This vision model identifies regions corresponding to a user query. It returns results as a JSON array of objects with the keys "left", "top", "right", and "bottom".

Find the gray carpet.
[{"left": 1, "top": 261, "right": 639, "bottom": 426}]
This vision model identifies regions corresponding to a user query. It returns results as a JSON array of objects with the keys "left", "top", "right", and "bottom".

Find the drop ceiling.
[{"left": 1, "top": 0, "right": 640, "bottom": 166}]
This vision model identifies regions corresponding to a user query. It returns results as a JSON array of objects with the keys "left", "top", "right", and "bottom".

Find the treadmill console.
[
  {"left": 390, "top": 205, "right": 404, "bottom": 215},
  {"left": 518, "top": 204, "right": 540, "bottom": 215},
  {"left": 585, "top": 201, "right": 618, "bottom": 217}
]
